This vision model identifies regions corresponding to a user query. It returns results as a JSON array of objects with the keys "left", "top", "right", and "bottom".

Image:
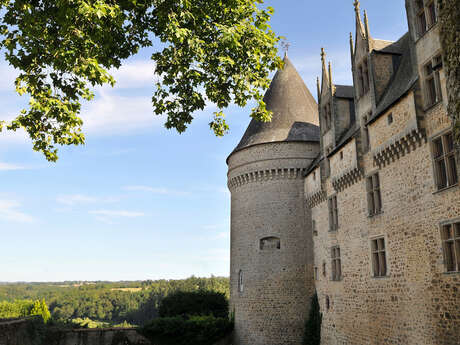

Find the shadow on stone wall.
[{"left": 0, "top": 318, "right": 234, "bottom": 345}]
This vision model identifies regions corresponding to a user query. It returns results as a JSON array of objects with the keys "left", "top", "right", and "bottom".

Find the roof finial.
[
  {"left": 349, "top": 32, "right": 354, "bottom": 58},
  {"left": 328, "top": 62, "right": 333, "bottom": 87},
  {"left": 353, "top": 0, "right": 360, "bottom": 14},
  {"left": 363, "top": 10, "right": 370, "bottom": 38},
  {"left": 281, "top": 40, "right": 290, "bottom": 58},
  {"left": 316, "top": 76, "right": 321, "bottom": 101},
  {"left": 321, "top": 47, "right": 326, "bottom": 64}
]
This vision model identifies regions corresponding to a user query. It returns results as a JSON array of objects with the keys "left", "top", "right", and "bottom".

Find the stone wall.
[
  {"left": 47, "top": 328, "right": 150, "bottom": 345},
  {"left": 0, "top": 317, "right": 40, "bottom": 345},
  {"left": 228, "top": 142, "right": 319, "bottom": 345}
]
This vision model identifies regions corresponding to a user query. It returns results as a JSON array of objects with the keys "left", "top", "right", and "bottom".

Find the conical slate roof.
[{"left": 232, "top": 56, "right": 319, "bottom": 154}]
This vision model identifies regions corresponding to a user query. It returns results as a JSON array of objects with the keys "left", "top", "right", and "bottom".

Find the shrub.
[
  {"left": 302, "top": 293, "right": 322, "bottom": 345},
  {"left": 140, "top": 315, "right": 233, "bottom": 345},
  {"left": 159, "top": 291, "right": 228, "bottom": 318}
]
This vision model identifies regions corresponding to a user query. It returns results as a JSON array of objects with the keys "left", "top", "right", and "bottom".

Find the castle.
[{"left": 227, "top": 1, "right": 460, "bottom": 344}]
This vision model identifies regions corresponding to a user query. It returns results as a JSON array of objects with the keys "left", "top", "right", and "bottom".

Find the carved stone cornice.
[
  {"left": 332, "top": 167, "right": 364, "bottom": 192},
  {"left": 372, "top": 128, "right": 426, "bottom": 168},
  {"left": 228, "top": 167, "right": 307, "bottom": 190},
  {"left": 306, "top": 190, "right": 327, "bottom": 208}
]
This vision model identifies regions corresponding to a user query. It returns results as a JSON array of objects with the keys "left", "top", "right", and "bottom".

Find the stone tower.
[{"left": 227, "top": 56, "right": 321, "bottom": 345}]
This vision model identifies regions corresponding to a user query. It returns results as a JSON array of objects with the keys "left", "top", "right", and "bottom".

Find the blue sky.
[{"left": 0, "top": 1, "right": 407, "bottom": 282}]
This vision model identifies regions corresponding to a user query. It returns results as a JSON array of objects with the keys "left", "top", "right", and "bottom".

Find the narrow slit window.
[
  {"left": 441, "top": 222, "right": 460, "bottom": 272},
  {"left": 371, "top": 237, "right": 387, "bottom": 277},
  {"left": 331, "top": 246, "right": 342, "bottom": 281}
]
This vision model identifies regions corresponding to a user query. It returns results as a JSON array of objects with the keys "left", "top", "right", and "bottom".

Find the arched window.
[
  {"left": 260, "top": 236, "right": 281, "bottom": 250},
  {"left": 238, "top": 270, "right": 244, "bottom": 292}
]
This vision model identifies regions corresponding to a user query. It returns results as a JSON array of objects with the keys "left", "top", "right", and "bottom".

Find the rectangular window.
[
  {"left": 425, "top": 55, "right": 443, "bottom": 107},
  {"left": 416, "top": 1, "right": 427, "bottom": 37},
  {"left": 371, "top": 237, "right": 387, "bottom": 277},
  {"left": 441, "top": 222, "right": 460, "bottom": 272},
  {"left": 314, "top": 267, "right": 319, "bottom": 280},
  {"left": 432, "top": 131, "right": 458, "bottom": 190},
  {"left": 366, "top": 173, "right": 382, "bottom": 216},
  {"left": 427, "top": 1, "right": 437, "bottom": 27},
  {"left": 328, "top": 195, "right": 338, "bottom": 231},
  {"left": 331, "top": 246, "right": 342, "bottom": 281},
  {"left": 312, "top": 219, "right": 318, "bottom": 236}
]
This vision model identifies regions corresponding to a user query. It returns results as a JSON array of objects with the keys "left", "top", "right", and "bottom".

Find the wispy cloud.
[
  {"left": 122, "top": 185, "right": 189, "bottom": 196},
  {"left": 0, "top": 162, "right": 29, "bottom": 171},
  {"left": 109, "top": 60, "right": 157, "bottom": 89},
  {"left": 0, "top": 62, "right": 19, "bottom": 92},
  {"left": 0, "top": 200, "right": 35, "bottom": 223},
  {"left": 89, "top": 210, "right": 145, "bottom": 218},
  {"left": 56, "top": 194, "right": 99, "bottom": 206},
  {"left": 56, "top": 194, "right": 120, "bottom": 206}
]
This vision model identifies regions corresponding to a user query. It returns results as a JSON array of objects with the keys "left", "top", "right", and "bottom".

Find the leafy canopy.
[{"left": 0, "top": 0, "right": 282, "bottom": 161}]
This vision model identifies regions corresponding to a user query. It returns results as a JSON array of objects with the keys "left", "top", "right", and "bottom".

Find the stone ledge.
[
  {"left": 331, "top": 167, "right": 364, "bottom": 192},
  {"left": 228, "top": 168, "right": 306, "bottom": 190},
  {"left": 372, "top": 128, "right": 426, "bottom": 168},
  {"left": 306, "top": 190, "right": 327, "bottom": 208}
]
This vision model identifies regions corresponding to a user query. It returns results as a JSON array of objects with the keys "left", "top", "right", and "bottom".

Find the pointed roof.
[{"left": 231, "top": 56, "right": 320, "bottom": 155}]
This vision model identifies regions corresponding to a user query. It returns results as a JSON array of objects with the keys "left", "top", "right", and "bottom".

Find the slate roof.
[
  {"left": 334, "top": 85, "right": 354, "bottom": 99},
  {"left": 368, "top": 32, "right": 418, "bottom": 124},
  {"left": 231, "top": 56, "right": 320, "bottom": 155}
]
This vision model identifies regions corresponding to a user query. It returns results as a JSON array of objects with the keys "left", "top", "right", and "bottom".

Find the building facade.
[{"left": 227, "top": 1, "right": 459, "bottom": 345}]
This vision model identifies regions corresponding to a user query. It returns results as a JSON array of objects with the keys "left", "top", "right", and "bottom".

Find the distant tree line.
[
  {"left": 0, "top": 299, "right": 51, "bottom": 323},
  {"left": 0, "top": 276, "right": 229, "bottom": 327}
]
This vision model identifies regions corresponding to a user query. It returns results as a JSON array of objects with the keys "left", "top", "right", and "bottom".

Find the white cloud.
[
  {"left": 0, "top": 162, "right": 28, "bottom": 171},
  {"left": 89, "top": 210, "right": 145, "bottom": 218},
  {"left": 56, "top": 194, "right": 119, "bottom": 206},
  {"left": 0, "top": 200, "right": 35, "bottom": 223},
  {"left": 56, "top": 194, "right": 99, "bottom": 206},
  {"left": 122, "top": 185, "right": 189, "bottom": 196},
  {"left": 0, "top": 62, "right": 19, "bottom": 92},
  {"left": 81, "top": 88, "right": 163, "bottom": 135},
  {"left": 109, "top": 60, "right": 157, "bottom": 89}
]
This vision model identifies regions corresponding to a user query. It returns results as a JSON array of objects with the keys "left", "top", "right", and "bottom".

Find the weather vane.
[{"left": 281, "top": 40, "right": 290, "bottom": 57}]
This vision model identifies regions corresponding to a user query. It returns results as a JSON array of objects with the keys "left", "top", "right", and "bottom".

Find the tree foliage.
[
  {"left": 141, "top": 315, "right": 233, "bottom": 345},
  {"left": 0, "top": 299, "right": 51, "bottom": 323},
  {"left": 0, "top": 276, "right": 229, "bottom": 326},
  {"left": 159, "top": 290, "right": 228, "bottom": 318},
  {"left": 438, "top": 0, "right": 460, "bottom": 145},
  {"left": 0, "top": 0, "right": 282, "bottom": 161}
]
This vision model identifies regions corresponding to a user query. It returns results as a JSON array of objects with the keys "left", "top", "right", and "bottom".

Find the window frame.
[
  {"left": 431, "top": 130, "right": 458, "bottom": 191},
  {"left": 370, "top": 236, "right": 388, "bottom": 278},
  {"left": 440, "top": 220, "right": 460, "bottom": 273},
  {"left": 238, "top": 270, "right": 244, "bottom": 293},
  {"left": 424, "top": 54, "right": 443, "bottom": 108},
  {"left": 331, "top": 246, "right": 342, "bottom": 281},
  {"left": 366, "top": 172, "right": 382, "bottom": 216},
  {"left": 328, "top": 195, "right": 339, "bottom": 232}
]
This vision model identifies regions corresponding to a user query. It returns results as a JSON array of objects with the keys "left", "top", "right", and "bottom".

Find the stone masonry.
[{"left": 228, "top": 1, "right": 460, "bottom": 345}]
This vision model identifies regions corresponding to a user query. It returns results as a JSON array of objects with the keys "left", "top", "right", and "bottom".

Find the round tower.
[{"left": 227, "top": 56, "right": 320, "bottom": 345}]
